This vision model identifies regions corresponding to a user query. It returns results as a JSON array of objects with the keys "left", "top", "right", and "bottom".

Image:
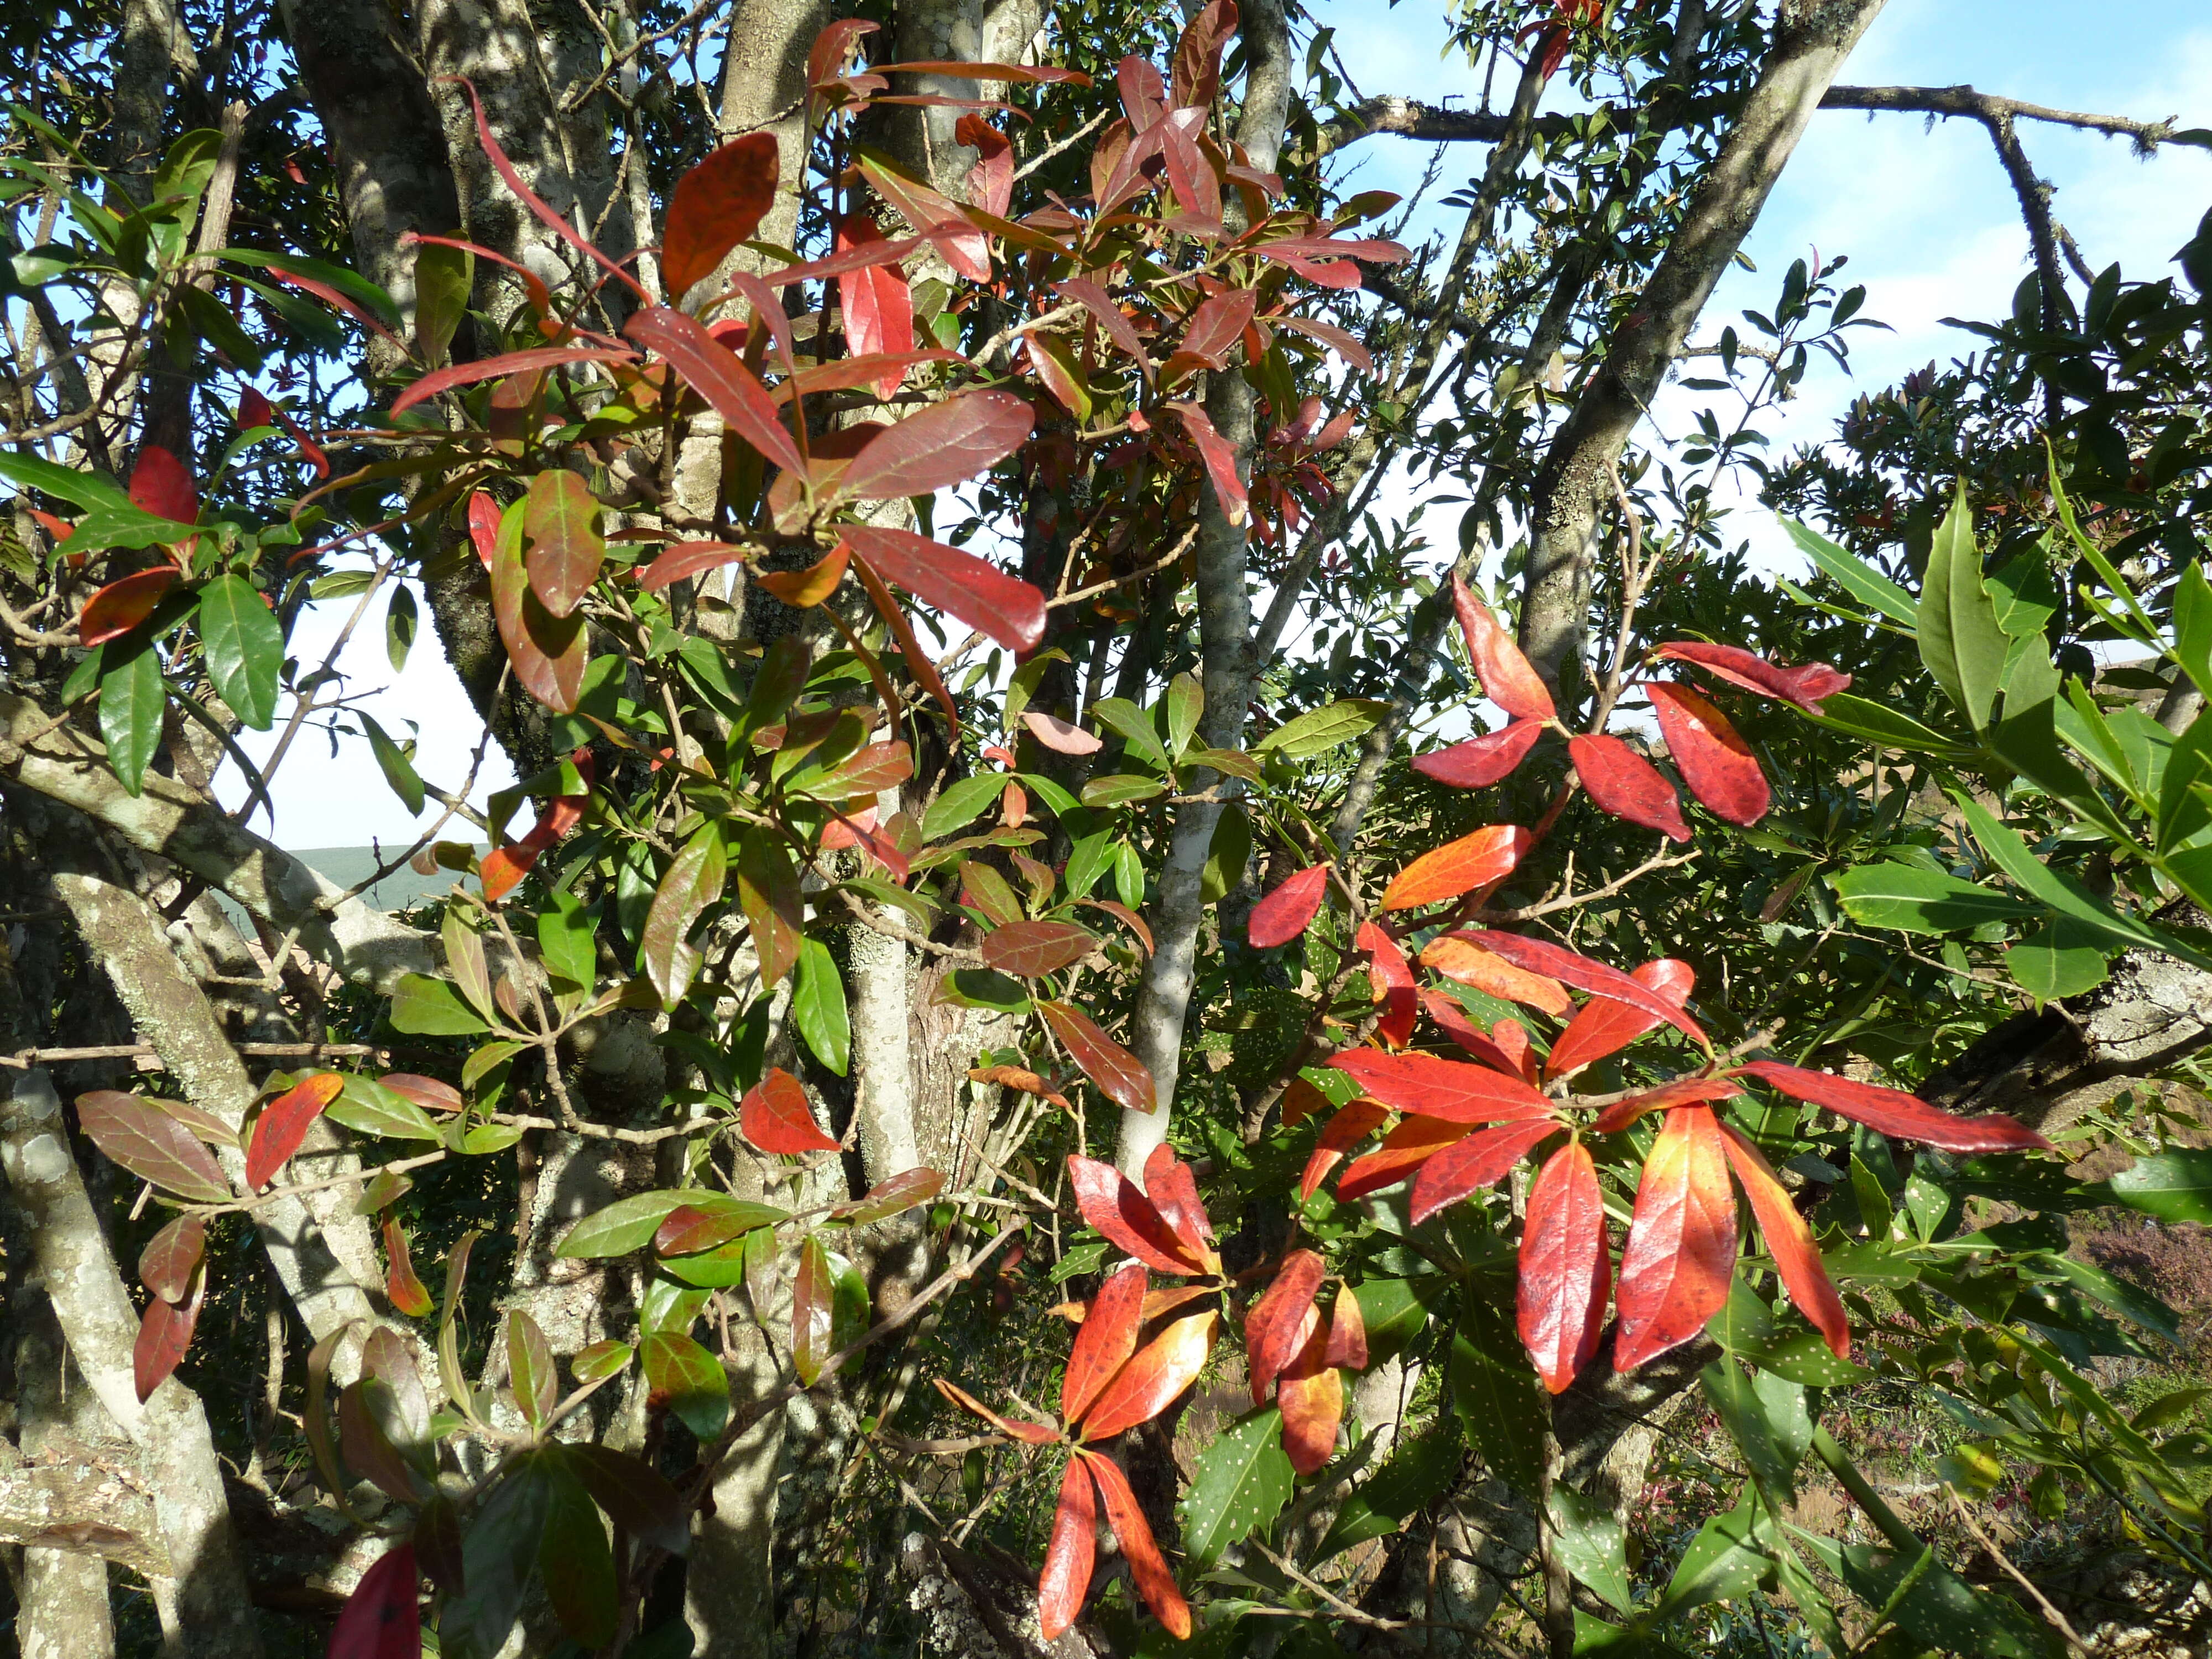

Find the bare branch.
[{"left": 1818, "top": 83, "right": 2182, "bottom": 150}]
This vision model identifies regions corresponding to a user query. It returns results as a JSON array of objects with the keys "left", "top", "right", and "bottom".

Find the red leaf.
[
  {"left": 843, "top": 390, "right": 1035, "bottom": 500},
  {"left": 523, "top": 468, "right": 603, "bottom": 618},
  {"left": 1651, "top": 641, "right": 1851, "bottom": 714},
  {"left": 1546, "top": 958, "right": 1696, "bottom": 1081},
  {"left": 1180, "top": 289, "right": 1258, "bottom": 369},
  {"left": 1381, "top": 824, "right": 1530, "bottom": 911},
  {"left": 245, "top": 1072, "right": 343, "bottom": 1190},
  {"left": 1733, "top": 1060, "right": 2050, "bottom": 1152},
  {"left": 383, "top": 1215, "right": 435, "bottom": 1318},
  {"left": 79, "top": 567, "right": 179, "bottom": 646},
  {"left": 956, "top": 115, "right": 1014, "bottom": 217},
  {"left": 1419, "top": 933, "right": 1574, "bottom": 1018},
  {"left": 1518, "top": 1142, "right": 1610, "bottom": 1393},
  {"left": 1063, "top": 1261, "right": 1147, "bottom": 1422},
  {"left": 1167, "top": 400, "right": 1246, "bottom": 526},
  {"left": 139, "top": 1213, "right": 205, "bottom": 1303},
  {"left": 662, "top": 133, "right": 780, "bottom": 302},
  {"left": 1490, "top": 1019, "right": 1536, "bottom": 1082},
  {"left": 623, "top": 305, "right": 804, "bottom": 474},
  {"left": 1614, "top": 1106, "right": 1737, "bottom": 1372},
  {"left": 479, "top": 842, "right": 538, "bottom": 903},
  {"left": 933, "top": 1378, "right": 1060, "bottom": 1443},
  {"left": 390, "top": 346, "right": 636, "bottom": 416},
  {"left": 488, "top": 507, "right": 587, "bottom": 712},
  {"left": 238, "top": 387, "right": 275, "bottom": 430},
  {"left": 1418, "top": 989, "right": 1531, "bottom": 1079},
  {"left": 379, "top": 1074, "right": 463, "bottom": 1115},
  {"left": 1327, "top": 1048, "right": 1552, "bottom": 1124},
  {"left": 761, "top": 235, "right": 928, "bottom": 291},
  {"left": 1588, "top": 1076, "right": 1746, "bottom": 1135},
  {"left": 640, "top": 540, "right": 750, "bottom": 592},
  {"left": 1718, "top": 1124, "right": 1849, "bottom": 1359},
  {"left": 1039, "top": 1455, "right": 1097, "bottom": 1639},
  {"left": 128, "top": 444, "right": 196, "bottom": 523},
  {"left": 1081, "top": 1309, "right": 1215, "bottom": 1439},
  {"left": 1336, "top": 1117, "right": 1468, "bottom": 1203},
  {"left": 468, "top": 490, "right": 501, "bottom": 569},
  {"left": 1021, "top": 711, "right": 1102, "bottom": 755},
  {"left": 1452, "top": 573, "right": 1553, "bottom": 721},
  {"left": 1249, "top": 864, "right": 1330, "bottom": 947},
  {"left": 1055, "top": 278, "right": 1147, "bottom": 366},
  {"left": 1245, "top": 1250, "right": 1326, "bottom": 1399},
  {"left": 1408, "top": 1117, "right": 1559, "bottom": 1223},
  {"left": 851, "top": 554, "right": 962, "bottom": 734},
  {"left": 1066, "top": 1155, "right": 1205, "bottom": 1275},
  {"left": 1082, "top": 1449, "right": 1191, "bottom": 1638},
  {"left": 1324, "top": 1285, "right": 1368, "bottom": 1371},
  {"left": 134, "top": 1264, "right": 204, "bottom": 1401},
  {"left": 1276, "top": 1314, "right": 1344, "bottom": 1475},
  {"left": 857, "top": 157, "right": 990, "bottom": 282},
  {"left": 266, "top": 265, "right": 405, "bottom": 345},
  {"left": 1413, "top": 719, "right": 1543, "bottom": 789},
  {"left": 980, "top": 920, "right": 1097, "bottom": 978},
  {"left": 1649, "top": 681, "right": 1770, "bottom": 826},
  {"left": 329, "top": 1541, "right": 420, "bottom": 1659},
  {"left": 1171, "top": 0, "right": 1236, "bottom": 108},
  {"left": 807, "top": 18, "right": 879, "bottom": 86},
  {"left": 1357, "top": 921, "right": 1413, "bottom": 993},
  {"left": 848, "top": 523, "right": 1048, "bottom": 650},
  {"left": 834, "top": 215, "right": 916, "bottom": 399},
  {"left": 1039, "top": 1003, "right": 1156, "bottom": 1115},
  {"left": 1454, "top": 931, "right": 1709, "bottom": 1047},
  {"left": 1571, "top": 733, "right": 1690, "bottom": 843},
  {"left": 1299, "top": 1099, "right": 1389, "bottom": 1202},
  {"left": 1141, "top": 1144, "right": 1213, "bottom": 1259},
  {"left": 740, "top": 1067, "right": 840, "bottom": 1154}
]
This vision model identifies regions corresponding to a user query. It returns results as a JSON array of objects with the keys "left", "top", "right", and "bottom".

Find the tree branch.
[{"left": 1818, "top": 83, "right": 2181, "bottom": 149}]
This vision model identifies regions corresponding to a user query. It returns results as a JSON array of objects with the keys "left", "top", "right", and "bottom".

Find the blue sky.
[{"left": 229, "top": 3, "right": 2212, "bottom": 849}]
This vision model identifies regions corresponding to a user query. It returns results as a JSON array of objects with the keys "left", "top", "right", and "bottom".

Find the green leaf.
[
  {"left": 1178, "top": 1407, "right": 1294, "bottom": 1564},
  {"left": 1451, "top": 1307, "right": 1545, "bottom": 1495},
  {"left": 2004, "top": 917, "right": 2108, "bottom": 1001},
  {"left": 1200, "top": 802, "right": 1249, "bottom": 905},
  {"left": 1653, "top": 1491, "right": 1770, "bottom": 1618},
  {"left": 1830, "top": 863, "right": 2041, "bottom": 935},
  {"left": 326, "top": 1074, "right": 443, "bottom": 1141},
  {"left": 1313, "top": 1424, "right": 1457, "bottom": 1561},
  {"left": 414, "top": 239, "right": 474, "bottom": 367},
  {"left": 98, "top": 643, "right": 165, "bottom": 796},
  {"left": 922, "top": 773, "right": 1006, "bottom": 841},
  {"left": 1089, "top": 696, "right": 1173, "bottom": 773},
  {"left": 174, "top": 282, "right": 265, "bottom": 374},
  {"left": 1549, "top": 1482, "right": 1634, "bottom": 1613},
  {"left": 555, "top": 1190, "right": 712, "bottom": 1258},
  {"left": 1350, "top": 1277, "right": 1436, "bottom": 1363},
  {"left": 386, "top": 582, "right": 418, "bottom": 673},
  {"left": 1080, "top": 775, "right": 1166, "bottom": 808},
  {"left": 1701, "top": 1361, "right": 1809, "bottom": 1501},
  {"left": 1960, "top": 794, "right": 2212, "bottom": 971},
  {"left": 1781, "top": 518, "right": 1917, "bottom": 625},
  {"left": 441, "top": 1454, "right": 551, "bottom": 1659},
  {"left": 2159, "top": 709, "right": 2212, "bottom": 854},
  {"left": 1258, "top": 697, "right": 1390, "bottom": 759},
  {"left": 791, "top": 937, "right": 851, "bottom": 1076},
  {"left": 2111, "top": 1149, "right": 2212, "bottom": 1225},
  {"left": 1165, "top": 672, "right": 1204, "bottom": 757},
  {"left": 359, "top": 712, "right": 426, "bottom": 816},
  {"left": 1986, "top": 554, "right": 2059, "bottom": 640},
  {"left": 1837, "top": 1541, "right": 2047, "bottom": 1658},
  {"left": 0, "top": 452, "right": 195, "bottom": 555},
  {"left": 1916, "top": 488, "right": 2010, "bottom": 730},
  {"left": 641, "top": 1331, "right": 729, "bottom": 1439},
  {"left": 389, "top": 971, "right": 488, "bottom": 1036},
  {"left": 2176, "top": 563, "right": 2212, "bottom": 697},
  {"left": 1805, "top": 692, "right": 1976, "bottom": 759},
  {"left": 538, "top": 888, "right": 598, "bottom": 992},
  {"left": 539, "top": 1454, "right": 619, "bottom": 1647}
]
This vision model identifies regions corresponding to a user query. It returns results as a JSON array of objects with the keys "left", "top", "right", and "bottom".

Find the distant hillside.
[{"left": 291, "top": 846, "right": 482, "bottom": 914}]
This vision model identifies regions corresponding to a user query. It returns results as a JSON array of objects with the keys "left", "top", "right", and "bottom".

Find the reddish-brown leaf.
[
  {"left": 1417, "top": 989, "right": 1530, "bottom": 1079},
  {"left": 1066, "top": 1155, "right": 1205, "bottom": 1274},
  {"left": 761, "top": 235, "right": 928, "bottom": 291},
  {"left": 1141, "top": 1143, "right": 1213, "bottom": 1259},
  {"left": 522, "top": 468, "right": 603, "bottom": 618},
  {"left": 1249, "top": 864, "right": 1330, "bottom": 947},
  {"left": 623, "top": 305, "right": 804, "bottom": 474},
  {"left": 134, "top": 1264, "right": 204, "bottom": 1401},
  {"left": 1055, "top": 277, "right": 1147, "bottom": 366},
  {"left": 1614, "top": 1106, "right": 1737, "bottom": 1372},
  {"left": 806, "top": 18, "right": 878, "bottom": 85},
  {"left": 933, "top": 1378, "right": 1060, "bottom": 1443},
  {"left": 661, "top": 132, "right": 780, "bottom": 302},
  {"left": 1452, "top": 573, "right": 1553, "bottom": 722},
  {"left": 843, "top": 390, "right": 1035, "bottom": 501},
  {"left": 1171, "top": 0, "right": 1236, "bottom": 107},
  {"left": 1325, "top": 1285, "right": 1368, "bottom": 1371},
  {"left": 328, "top": 1541, "right": 420, "bottom": 1659},
  {"left": 1546, "top": 958, "right": 1696, "bottom": 1082},
  {"left": 1039, "top": 1003, "right": 1156, "bottom": 1115},
  {"left": 1336, "top": 1117, "right": 1468, "bottom": 1202},
  {"left": 76, "top": 1090, "right": 232, "bottom": 1204},
  {"left": 1733, "top": 1060, "right": 2050, "bottom": 1151},
  {"left": 128, "top": 443, "right": 197, "bottom": 524},
  {"left": 139, "top": 1213, "right": 206, "bottom": 1302},
  {"left": 1418, "top": 934, "right": 1574, "bottom": 1016},
  {"left": 1651, "top": 641, "right": 1851, "bottom": 713},
  {"left": 392, "top": 346, "right": 636, "bottom": 415},
  {"left": 956, "top": 113, "right": 1015, "bottom": 216},
  {"left": 1455, "top": 931, "right": 1709, "bottom": 1046},
  {"left": 844, "top": 524, "right": 1045, "bottom": 652},
  {"left": 79, "top": 567, "right": 179, "bottom": 646},
  {"left": 1082, "top": 1449, "right": 1192, "bottom": 1637},
  {"left": 1649, "top": 681, "right": 1769, "bottom": 826},
  {"left": 857, "top": 157, "right": 990, "bottom": 283},
  {"left": 1408, "top": 1117, "right": 1560, "bottom": 1223},
  {"left": 1063, "top": 1260, "right": 1147, "bottom": 1423},
  {"left": 640, "top": 540, "right": 749, "bottom": 592},
  {"left": 740, "top": 1067, "right": 841, "bottom": 1154},
  {"left": 245, "top": 1072, "right": 343, "bottom": 1190},
  {"left": 1413, "top": 719, "right": 1543, "bottom": 789},
  {"left": 1588, "top": 1076, "right": 1747, "bottom": 1134},
  {"left": 1299, "top": 1099, "right": 1390, "bottom": 1202},
  {"left": 981, "top": 920, "right": 1097, "bottom": 978},
  {"left": 1167, "top": 400, "right": 1247, "bottom": 526},
  {"left": 1020, "top": 710, "right": 1102, "bottom": 755},
  {"left": 489, "top": 504, "right": 587, "bottom": 713},
  {"left": 1328, "top": 1048, "right": 1551, "bottom": 1124},
  {"left": 1275, "top": 313, "right": 1374, "bottom": 372},
  {"left": 467, "top": 489, "right": 501, "bottom": 568},
  {"left": 834, "top": 215, "right": 915, "bottom": 397},
  {"left": 793, "top": 1234, "right": 834, "bottom": 1385},
  {"left": 1518, "top": 1142, "right": 1610, "bottom": 1394},
  {"left": 1039, "top": 1454, "right": 1098, "bottom": 1639},
  {"left": 1276, "top": 1314, "right": 1344, "bottom": 1476},
  {"left": 1080, "top": 1310, "right": 1215, "bottom": 1439},
  {"left": 1571, "top": 733, "right": 1690, "bottom": 843},
  {"left": 1381, "top": 824, "right": 1530, "bottom": 911},
  {"left": 383, "top": 1214, "right": 435, "bottom": 1317},
  {"left": 444, "top": 77, "right": 643, "bottom": 300},
  {"left": 849, "top": 553, "right": 962, "bottom": 733},
  {"left": 380, "top": 1074, "right": 463, "bottom": 1115},
  {"left": 1718, "top": 1124, "right": 1849, "bottom": 1359},
  {"left": 1244, "top": 1250, "right": 1326, "bottom": 1400},
  {"left": 1180, "top": 289, "right": 1258, "bottom": 368}
]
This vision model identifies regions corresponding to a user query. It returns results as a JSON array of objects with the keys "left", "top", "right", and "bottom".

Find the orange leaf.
[
  {"left": 1063, "top": 1261, "right": 1146, "bottom": 1423},
  {"left": 640, "top": 540, "right": 750, "bottom": 592},
  {"left": 1066, "top": 1156, "right": 1205, "bottom": 1275},
  {"left": 1081, "top": 1310, "right": 1215, "bottom": 1440},
  {"left": 246, "top": 1072, "right": 344, "bottom": 1190},
  {"left": 966, "top": 1064, "right": 1070, "bottom": 1109},
  {"left": 1244, "top": 1249, "right": 1325, "bottom": 1400},
  {"left": 1249, "top": 864, "right": 1331, "bottom": 947},
  {"left": 382, "top": 1215, "right": 435, "bottom": 1318},
  {"left": 1649, "top": 681, "right": 1769, "bottom": 826},
  {"left": 1546, "top": 958, "right": 1695, "bottom": 1081},
  {"left": 1419, "top": 934, "right": 1573, "bottom": 1016},
  {"left": 1081, "top": 1450, "right": 1191, "bottom": 1639},
  {"left": 1588, "top": 1076, "right": 1747, "bottom": 1134},
  {"left": 1280, "top": 1076, "right": 1331, "bottom": 1128},
  {"left": 1336, "top": 1115, "right": 1467, "bottom": 1203},
  {"left": 933, "top": 1378, "right": 1060, "bottom": 1444},
  {"left": 1141, "top": 1144, "right": 1213, "bottom": 1262},
  {"left": 1413, "top": 719, "right": 1543, "bottom": 788},
  {"left": 1717, "top": 1125, "right": 1849, "bottom": 1359},
  {"left": 1357, "top": 921, "right": 1413, "bottom": 996},
  {"left": 755, "top": 541, "right": 851, "bottom": 608},
  {"left": 1519, "top": 1142, "right": 1610, "bottom": 1394},
  {"left": 1327, "top": 1048, "right": 1551, "bottom": 1124},
  {"left": 1733, "top": 1060, "right": 2049, "bottom": 1152},
  {"left": 740, "top": 1067, "right": 840, "bottom": 1153},
  {"left": 479, "top": 842, "right": 539, "bottom": 902},
  {"left": 1039, "top": 1455, "right": 1097, "bottom": 1639},
  {"left": 1381, "top": 823, "right": 1531, "bottom": 911},
  {"left": 1324, "top": 1285, "right": 1368, "bottom": 1372},
  {"left": 79, "top": 567, "right": 178, "bottom": 646},
  {"left": 661, "top": 133, "right": 780, "bottom": 303},
  {"left": 1298, "top": 1099, "right": 1389, "bottom": 1202},
  {"left": 1614, "top": 1106, "right": 1736, "bottom": 1371},
  {"left": 1277, "top": 1314, "right": 1344, "bottom": 1476},
  {"left": 1407, "top": 1117, "right": 1559, "bottom": 1224},
  {"left": 1452, "top": 573, "right": 1553, "bottom": 721},
  {"left": 1571, "top": 733, "right": 1690, "bottom": 843},
  {"left": 1455, "top": 931, "right": 1708, "bottom": 1046}
]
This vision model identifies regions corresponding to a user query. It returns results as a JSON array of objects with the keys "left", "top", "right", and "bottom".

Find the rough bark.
[{"left": 1520, "top": 0, "right": 1888, "bottom": 691}]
